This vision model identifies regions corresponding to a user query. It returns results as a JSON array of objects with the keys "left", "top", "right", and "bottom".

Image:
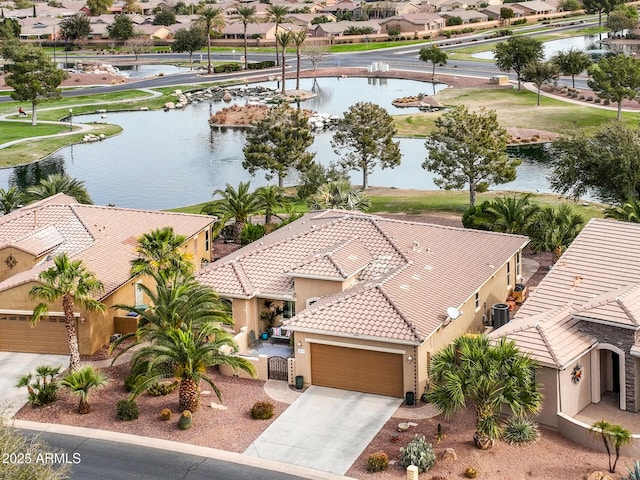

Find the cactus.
[
  {"left": 160, "top": 408, "right": 172, "bottom": 421},
  {"left": 178, "top": 410, "right": 192, "bottom": 430},
  {"left": 465, "top": 466, "right": 478, "bottom": 478},
  {"left": 366, "top": 451, "right": 389, "bottom": 472},
  {"left": 400, "top": 434, "right": 436, "bottom": 473}
]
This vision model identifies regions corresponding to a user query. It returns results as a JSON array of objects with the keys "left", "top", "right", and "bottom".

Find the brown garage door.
[
  {"left": 310, "top": 343, "right": 404, "bottom": 397},
  {"left": 0, "top": 314, "right": 68, "bottom": 354}
]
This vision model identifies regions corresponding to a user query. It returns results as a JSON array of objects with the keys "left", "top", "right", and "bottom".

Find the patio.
[
  {"left": 244, "top": 340, "right": 293, "bottom": 358},
  {"left": 574, "top": 392, "right": 640, "bottom": 434}
]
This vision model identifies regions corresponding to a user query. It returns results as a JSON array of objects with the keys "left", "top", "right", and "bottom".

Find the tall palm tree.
[
  {"left": 255, "top": 185, "right": 287, "bottom": 224},
  {"left": 30, "top": 254, "right": 106, "bottom": 372},
  {"left": 25, "top": 173, "right": 92, "bottom": 204},
  {"left": 485, "top": 193, "right": 539, "bottom": 234},
  {"left": 527, "top": 205, "right": 584, "bottom": 262},
  {"left": 276, "top": 30, "right": 293, "bottom": 95},
  {"left": 428, "top": 335, "right": 542, "bottom": 450},
  {"left": 591, "top": 420, "right": 632, "bottom": 473},
  {"left": 194, "top": 6, "right": 225, "bottom": 75},
  {"left": 130, "top": 226, "right": 194, "bottom": 279},
  {"left": 310, "top": 180, "right": 371, "bottom": 211},
  {"left": 212, "top": 181, "right": 261, "bottom": 244},
  {"left": 235, "top": 5, "right": 256, "bottom": 70},
  {"left": 267, "top": 4, "right": 289, "bottom": 66},
  {"left": 604, "top": 198, "right": 640, "bottom": 223},
  {"left": 291, "top": 29, "right": 307, "bottom": 91},
  {"left": 0, "top": 186, "right": 23, "bottom": 214},
  {"left": 60, "top": 365, "right": 108, "bottom": 414},
  {"left": 129, "top": 322, "right": 255, "bottom": 411}
]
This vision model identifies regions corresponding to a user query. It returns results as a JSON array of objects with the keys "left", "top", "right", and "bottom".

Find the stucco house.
[
  {"left": 0, "top": 194, "right": 215, "bottom": 356},
  {"left": 379, "top": 13, "right": 446, "bottom": 34},
  {"left": 196, "top": 210, "right": 528, "bottom": 399},
  {"left": 489, "top": 218, "right": 640, "bottom": 430}
]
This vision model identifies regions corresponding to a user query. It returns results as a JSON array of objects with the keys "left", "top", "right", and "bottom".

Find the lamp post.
[
  {"left": 68, "top": 108, "right": 72, "bottom": 131},
  {"left": 53, "top": 25, "right": 56, "bottom": 63}
]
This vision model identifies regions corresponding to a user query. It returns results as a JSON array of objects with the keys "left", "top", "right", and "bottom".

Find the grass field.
[{"left": 0, "top": 123, "right": 71, "bottom": 143}]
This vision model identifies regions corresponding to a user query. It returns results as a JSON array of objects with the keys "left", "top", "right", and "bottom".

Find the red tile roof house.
[
  {"left": 489, "top": 218, "right": 640, "bottom": 455},
  {"left": 0, "top": 194, "right": 215, "bottom": 356},
  {"left": 196, "top": 210, "right": 528, "bottom": 400}
]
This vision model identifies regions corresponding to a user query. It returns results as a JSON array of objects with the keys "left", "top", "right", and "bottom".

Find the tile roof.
[
  {"left": 198, "top": 210, "right": 528, "bottom": 343},
  {"left": 0, "top": 196, "right": 214, "bottom": 299},
  {"left": 574, "top": 284, "right": 640, "bottom": 328}
]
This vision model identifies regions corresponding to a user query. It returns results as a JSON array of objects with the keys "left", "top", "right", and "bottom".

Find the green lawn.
[{"left": 0, "top": 122, "right": 71, "bottom": 143}]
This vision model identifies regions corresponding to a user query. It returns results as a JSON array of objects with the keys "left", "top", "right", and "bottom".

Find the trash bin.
[
  {"left": 405, "top": 391, "right": 415, "bottom": 406},
  {"left": 295, "top": 375, "right": 304, "bottom": 390}
]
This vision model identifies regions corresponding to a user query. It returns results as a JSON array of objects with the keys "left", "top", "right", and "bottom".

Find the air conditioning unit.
[{"left": 492, "top": 303, "right": 510, "bottom": 329}]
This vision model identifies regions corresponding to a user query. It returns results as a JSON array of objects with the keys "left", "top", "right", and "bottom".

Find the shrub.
[
  {"left": 16, "top": 365, "right": 61, "bottom": 407},
  {"left": 502, "top": 417, "right": 539, "bottom": 445},
  {"left": 400, "top": 434, "right": 436, "bottom": 473},
  {"left": 240, "top": 223, "right": 266, "bottom": 245},
  {"left": 366, "top": 451, "right": 389, "bottom": 472},
  {"left": 160, "top": 408, "right": 172, "bottom": 420},
  {"left": 116, "top": 399, "right": 139, "bottom": 421},
  {"left": 462, "top": 202, "right": 493, "bottom": 231},
  {"left": 465, "top": 466, "right": 478, "bottom": 478},
  {"left": 251, "top": 401, "right": 275, "bottom": 419},
  {"left": 124, "top": 373, "right": 144, "bottom": 393},
  {"left": 147, "top": 381, "right": 178, "bottom": 396}
]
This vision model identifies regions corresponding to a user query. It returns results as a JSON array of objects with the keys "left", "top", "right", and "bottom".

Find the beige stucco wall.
[
  {"left": 229, "top": 297, "right": 259, "bottom": 334},
  {"left": 558, "top": 354, "right": 592, "bottom": 417},
  {"left": 294, "top": 277, "right": 353, "bottom": 313},
  {"left": 0, "top": 247, "right": 36, "bottom": 282},
  {"left": 536, "top": 366, "right": 559, "bottom": 428}
]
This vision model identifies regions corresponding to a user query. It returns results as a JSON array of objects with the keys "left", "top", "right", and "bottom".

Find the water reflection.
[{"left": 0, "top": 77, "right": 556, "bottom": 210}]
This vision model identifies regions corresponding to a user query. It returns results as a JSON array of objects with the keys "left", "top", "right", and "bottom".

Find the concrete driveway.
[
  {"left": 244, "top": 386, "right": 402, "bottom": 475},
  {"left": 0, "top": 352, "right": 69, "bottom": 418}
]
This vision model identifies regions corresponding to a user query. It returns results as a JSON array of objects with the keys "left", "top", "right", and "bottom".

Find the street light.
[
  {"left": 68, "top": 108, "right": 72, "bottom": 131},
  {"left": 52, "top": 25, "right": 56, "bottom": 63}
]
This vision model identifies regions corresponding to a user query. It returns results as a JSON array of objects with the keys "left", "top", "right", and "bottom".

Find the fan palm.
[
  {"left": 194, "top": 6, "right": 225, "bottom": 74},
  {"left": 130, "top": 226, "right": 194, "bottom": 279},
  {"left": 310, "top": 180, "right": 371, "bottom": 211},
  {"left": 0, "top": 186, "right": 23, "bottom": 214},
  {"left": 291, "top": 29, "right": 307, "bottom": 90},
  {"left": 267, "top": 4, "right": 289, "bottom": 66},
  {"left": 30, "top": 254, "right": 106, "bottom": 371},
  {"left": 212, "top": 181, "right": 261, "bottom": 244},
  {"left": 129, "top": 323, "right": 255, "bottom": 412},
  {"left": 235, "top": 5, "right": 256, "bottom": 69},
  {"left": 485, "top": 193, "right": 539, "bottom": 234},
  {"left": 255, "top": 185, "right": 287, "bottom": 224},
  {"left": 25, "top": 173, "right": 92, "bottom": 204},
  {"left": 428, "top": 335, "right": 542, "bottom": 449},
  {"left": 527, "top": 205, "right": 584, "bottom": 262},
  {"left": 60, "top": 365, "right": 108, "bottom": 414},
  {"left": 604, "top": 198, "right": 640, "bottom": 223},
  {"left": 276, "top": 30, "right": 293, "bottom": 95}
]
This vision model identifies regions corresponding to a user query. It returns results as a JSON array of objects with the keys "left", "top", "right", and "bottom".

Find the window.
[
  {"left": 134, "top": 282, "right": 144, "bottom": 306},
  {"left": 205, "top": 229, "right": 210, "bottom": 252},
  {"left": 507, "top": 262, "right": 511, "bottom": 287},
  {"left": 516, "top": 252, "right": 521, "bottom": 278},
  {"left": 475, "top": 292, "right": 480, "bottom": 310},
  {"left": 283, "top": 301, "right": 295, "bottom": 319}
]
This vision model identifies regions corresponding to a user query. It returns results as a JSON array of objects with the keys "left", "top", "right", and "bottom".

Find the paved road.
[{"left": 18, "top": 427, "right": 350, "bottom": 480}]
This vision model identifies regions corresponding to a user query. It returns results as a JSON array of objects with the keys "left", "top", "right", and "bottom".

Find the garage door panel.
[
  {"left": 310, "top": 343, "right": 403, "bottom": 397},
  {"left": 0, "top": 318, "right": 69, "bottom": 355}
]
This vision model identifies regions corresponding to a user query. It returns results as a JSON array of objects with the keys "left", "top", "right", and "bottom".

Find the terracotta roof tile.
[{"left": 574, "top": 284, "right": 640, "bottom": 327}]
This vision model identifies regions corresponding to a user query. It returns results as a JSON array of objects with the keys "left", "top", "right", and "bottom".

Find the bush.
[
  {"left": 462, "top": 202, "right": 493, "bottom": 231},
  {"left": 247, "top": 60, "right": 276, "bottom": 70},
  {"left": 160, "top": 408, "right": 172, "bottom": 421},
  {"left": 16, "top": 365, "right": 61, "bottom": 407},
  {"left": 251, "top": 401, "right": 275, "bottom": 419},
  {"left": 366, "top": 451, "right": 389, "bottom": 472},
  {"left": 213, "top": 63, "right": 242, "bottom": 73},
  {"left": 240, "top": 223, "right": 266, "bottom": 245},
  {"left": 147, "top": 381, "right": 178, "bottom": 396},
  {"left": 465, "top": 466, "right": 478, "bottom": 478},
  {"left": 124, "top": 373, "right": 145, "bottom": 393},
  {"left": 116, "top": 399, "right": 139, "bottom": 421},
  {"left": 400, "top": 434, "right": 436, "bottom": 473},
  {"left": 502, "top": 417, "right": 539, "bottom": 445}
]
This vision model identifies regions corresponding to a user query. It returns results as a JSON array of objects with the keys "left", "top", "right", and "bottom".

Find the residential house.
[
  {"left": 0, "top": 194, "right": 215, "bottom": 356},
  {"left": 482, "top": 4, "right": 526, "bottom": 20},
  {"left": 357, "top": 1, "right": 420, "bottom": 20},
  {"left": 513, "top": 0, "right": 556, "bottom": 15},
  {"left": 312, "top": 20, "right": 383, "bottom": 37},
  {"left": 378, "top": 13, "right": 445, "bottom": 34},
  {"left": 196, "top": 210, "right": 528, "bottom": 398},
  {"left": 288, "top": 12, "right": 337, "bottom": 28},
  {"left": 490, "top": 218, "right": 640, "bottom": 430},
  {"left": 440, "top": 8, "right": 488, "bottom": 23}
]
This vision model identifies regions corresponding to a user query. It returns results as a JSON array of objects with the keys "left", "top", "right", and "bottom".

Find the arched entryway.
[{"left": 591, "top": 344, "right": 626, "bottom": 411}]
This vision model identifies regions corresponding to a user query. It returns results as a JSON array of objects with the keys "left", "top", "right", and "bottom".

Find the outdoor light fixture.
[
  {"left": 297, "top": 341, "right": 302, "bottom": 348},
  {"left": 407, "top": 356, "right": 413, "bottom": 362},
  {"left": 68, "top": 108, "right": 73, "bottom": 131}
]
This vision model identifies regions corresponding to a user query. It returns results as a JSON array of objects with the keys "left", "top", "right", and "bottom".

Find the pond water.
[
  {"left": 114, "top": 64, "right": 193, "bottom": 79},
  {"left": 0, "top": 77, "right": 555, "bottom": 210}
]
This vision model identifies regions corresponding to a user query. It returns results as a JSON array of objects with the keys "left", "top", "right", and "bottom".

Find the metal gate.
[{"left": 268, "top": 356, "right": 288, "bottom": 380}]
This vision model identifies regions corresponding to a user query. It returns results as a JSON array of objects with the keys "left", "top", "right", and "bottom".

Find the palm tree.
[
  {"left": 212, "top": 181, "right": 261, "bottom": 244},
  {"left": 310, "top": 181, "right": 371, "bottom": 211},
  {"left": 25, "top": 173, "right": 92, "bottom": 204},
  {"left": 0, "top": 186, "right": 23, "bottom": 214},
  {"left": 485, "top": 193, "right": 539, "bottom": 234},
  {"left": 255, "top": 185, "right": 287, "bottom": 224},
  {"left": 604, "top": 198, "right": 640, "bottom": 223},
  {"left": 130, "top": 226, "right": 194, "bottom": 279},
  {"left": 235, "top": 5, "right": 256, "bottom": 70},
  {"left": 428, "top": 335, "right": 542, "bottom": 450},
  {"left": 30, "top": 254, "right": 106, "bottom": 372},
  {"left": 129, "top": 323, "right": 255, "bottom": 411},
  {"left": 276, "top": 30, "right": 293, "bottom": 95},
  {"left": 591, "top": 420, "right": 632, "bottom": 473},
  {"left": 60, "top": 365, "right": 108, "bottom": 414},
  {"left": 267, "top": 4, "right": 289, "bottom": 66},
  {"left": 194, "top": 6, "right": 225, "bottom": 75},
  {"left": 291, "top": 29, "right": 307, "bottom": 91},
  {"left": 527, "top": 205, "right": 584, "bottom": 262}
]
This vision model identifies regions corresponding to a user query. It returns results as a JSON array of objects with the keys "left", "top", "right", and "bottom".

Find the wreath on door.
[{"left": 571, "top": 364, "right": 583, "bottom": 384}]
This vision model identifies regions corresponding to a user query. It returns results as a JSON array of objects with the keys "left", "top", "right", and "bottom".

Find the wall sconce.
[
  {"left": 79, "top": 317, "right": 86, "bottom": 324},
  {"left": 297, "top": 341, "right": 302, "bottom": 348},
  {"left": 407, "top": 355, "right": 413, "bottom": 362}
]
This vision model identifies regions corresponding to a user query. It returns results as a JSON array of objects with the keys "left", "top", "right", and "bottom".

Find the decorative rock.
[
  {"left": 174, "top": 89, "right": 182, "bottom": 95},
  {"left": 139, "top": 107, "right": 149, "bottom": 111},
  {"left": 441, "top": 448, "right": 457, "bottom": 461},
  {"left": 210, "top": 403, "right": 228, "bottom": 410},
  {"left": 164, "top": 102, "right": 176, "bottom": 110},
  {"left": 585, "top": 472, "right": 614, "bottom": 480}
]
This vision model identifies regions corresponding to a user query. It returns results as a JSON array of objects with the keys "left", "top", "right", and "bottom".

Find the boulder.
[
  {"left": 164, "top": 102, "right": 175, "bottom": 110},
  {"left": 585, "top": 472, "right": 614, "bottom": 480},
  {"left": 441, "top": 448, "right": 457, "bottom": 461}
]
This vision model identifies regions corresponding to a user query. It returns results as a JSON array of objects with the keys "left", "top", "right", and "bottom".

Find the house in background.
[
  {"left": 379, "top": 13, "right": 446, "bottom": 34},
  {"left": 490, "top": 218, "right": 640, "bottom": 435},
  {"left": 196, "top": 210, "right": 528, "bottom": 399},
  {"left": 0, "top": 194, "right": 215, "bottom": 356}
]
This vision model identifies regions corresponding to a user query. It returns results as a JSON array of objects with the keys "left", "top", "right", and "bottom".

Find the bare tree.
[
  {"left": 125, "top": 36, "right": 152, "bottom": 61},
  {"left": 302, "top": 40, "right": 329, "bottom": 71}
]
